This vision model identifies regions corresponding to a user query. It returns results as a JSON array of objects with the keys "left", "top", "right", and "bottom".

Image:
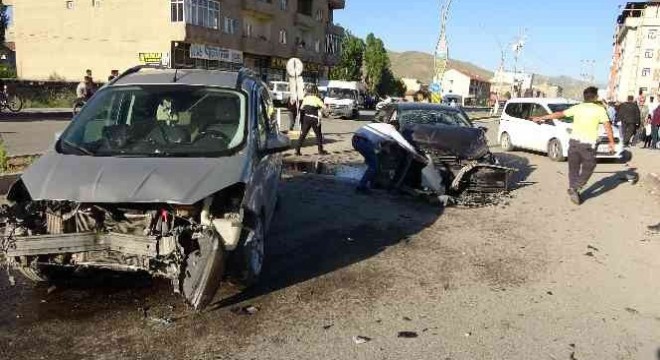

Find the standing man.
[
  {"left": 532, "top": 87, "right": 616, "bottom": 205},
  {"left": 652, "top": 103, "right": 660, "bottom": 150},
  {"left": 294, "top": 86, "right": 328, "bottom": 156},
  {"left": 108, "top": 70, "right": 119, "bottom": 82},
  {"left": 617, "top": 95, "right": 641, "bottom": 147}
]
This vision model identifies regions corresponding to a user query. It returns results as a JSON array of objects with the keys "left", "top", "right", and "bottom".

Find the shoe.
[
  {"left": 567, "top": 188, "right": 581, "bottom": 205},
  {"left": 648, "top": 223, "right": 660, "bottom": 232}
]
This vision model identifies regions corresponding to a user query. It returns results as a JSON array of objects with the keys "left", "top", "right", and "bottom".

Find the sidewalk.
[{"left": 0, "top": 108, "right": 71, "bottom": 121}]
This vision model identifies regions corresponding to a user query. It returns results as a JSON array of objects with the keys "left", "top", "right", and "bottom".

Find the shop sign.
[
  {"left": 190, "top": 43, "right": 243, "bottom": 64},
  {"left": 270, "top": 57, "right": 287, "bottom": 69},
  {"left": 139, "top": 53, "right": 163, "bottom": 65},
  {"left": 304, "top": 62, "right": 320, "bottom": 72}
]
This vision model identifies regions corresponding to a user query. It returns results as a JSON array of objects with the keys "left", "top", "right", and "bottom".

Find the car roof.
[
  {"left": 505, "top": 97, "right": 577, "bottom": 105},
  {"left": 112, "top": 68, "right": 240, "bottom": 87},
  {"left": 393, "top": 102, "right": 462, "bottom": 112}
]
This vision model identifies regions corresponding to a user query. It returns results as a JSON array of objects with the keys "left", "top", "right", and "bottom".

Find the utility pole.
[
  {"left": 431, "top": 0, "right": 453, "bottom": 103},
  {"left": 511, "top": 28, "right": 527, "bottom": 97}
]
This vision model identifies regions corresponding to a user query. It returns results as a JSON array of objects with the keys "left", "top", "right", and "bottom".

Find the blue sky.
[{"left": 335, "top": 0, "right": 624, "bottom": 83}]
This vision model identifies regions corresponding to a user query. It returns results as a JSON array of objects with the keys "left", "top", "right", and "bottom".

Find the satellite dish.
[{"left": 286, "top": 58, "right": 304, "bottom": 77}]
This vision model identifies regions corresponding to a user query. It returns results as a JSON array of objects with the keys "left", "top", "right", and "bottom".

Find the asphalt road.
[{"left": 2, "top": 111, "right": 660, "bottom": 359}]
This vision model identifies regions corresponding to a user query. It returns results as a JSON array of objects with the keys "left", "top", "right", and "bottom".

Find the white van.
[
  {"left": 498, "top": 98, "right": 623, "bottom": 161},
  {"left": 268, "top": 81, "right": 290, "bottom": 107},
  {"left": 319, "top": 80, "right": 366, "bottom": 119}
]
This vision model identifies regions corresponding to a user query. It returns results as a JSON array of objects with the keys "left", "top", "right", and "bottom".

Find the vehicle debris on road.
[{"left": 353, "top": 335, "right": 372, "bottom": 344}]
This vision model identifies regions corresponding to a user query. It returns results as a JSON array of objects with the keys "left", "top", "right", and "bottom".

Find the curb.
[{"left": 0, "top": 111, "right": 71, "bottom": 121}]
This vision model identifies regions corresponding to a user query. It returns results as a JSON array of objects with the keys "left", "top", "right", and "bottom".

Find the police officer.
[{"left": 295, "top": 85, "right": 328, "bottom": 156}]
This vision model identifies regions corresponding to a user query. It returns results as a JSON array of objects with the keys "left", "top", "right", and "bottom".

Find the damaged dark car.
[
  {"left": 373, "top": 103, "right": 514, "bottom": 202},
  {"left": 0, "top": 67, "right": 290, "bottom": 309}
]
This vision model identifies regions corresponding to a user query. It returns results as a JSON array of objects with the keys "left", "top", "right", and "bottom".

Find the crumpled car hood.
[
  {"left": 17, "top": 151, "right": 249, "bottom": 204},
  {"left": 403, "top": 123, "right": 490, "bottom": 160}
]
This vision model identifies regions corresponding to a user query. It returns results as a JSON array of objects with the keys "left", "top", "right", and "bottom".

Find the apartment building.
[
  {"left": 5, "top": 0, "right": 345, "bottom": 82},
  {"left": 608, "top": 1, "right": 660, "bottom": 102}
]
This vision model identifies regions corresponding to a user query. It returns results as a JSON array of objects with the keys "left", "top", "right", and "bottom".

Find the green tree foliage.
[
  {"left": 0, "top": 2, "right": 8, "bottom": 45},
  {"left": 364, "top": 33, "right": 389, "bottom": 95},
  {"left": 329, "top": 31, "right": 364, "bottom": 81}
]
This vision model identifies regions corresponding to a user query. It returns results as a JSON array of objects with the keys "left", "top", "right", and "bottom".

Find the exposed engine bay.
[
  {"left": 0, "top": 182, "right": 250, "bottom": 309},
  {"left": 372, "top": 123, "right": 515, "bottom": 204}
]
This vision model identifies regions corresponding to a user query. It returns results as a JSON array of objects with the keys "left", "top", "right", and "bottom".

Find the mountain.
[{"left": 388, "top": 50, "right": 598, "bottom": 99}]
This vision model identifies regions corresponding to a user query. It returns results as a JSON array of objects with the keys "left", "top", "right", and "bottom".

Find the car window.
[
  {"left": 504, "top": 103, "right": 522, "bottom": 118},
  {"left": 530, "top": 104, "right": 549, "bottom": 117},
  {"left": 548, "top": 104, "right": 572, "bottom": 113},
  {"left": 59, "top": 85, "right": 246, "bottom": 157},
  {"left": 399, "top": 108, "right": 472, "bottom": 128},
  {"left": 257, "top": 91, "right": 270, "bottom": 148},
  {"left": 518, "top": 103, "right": 532, "bottom": 119}
]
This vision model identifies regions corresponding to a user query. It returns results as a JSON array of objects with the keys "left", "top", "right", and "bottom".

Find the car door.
[
  {"left": 501, "top": 102, "right": 528, "bottom": 148},
  {"left": 254, "top": 85, "right": 281, "bottom": 227},
  {"left": 528, "top": 103, "right": 555, "bottom": 152}
]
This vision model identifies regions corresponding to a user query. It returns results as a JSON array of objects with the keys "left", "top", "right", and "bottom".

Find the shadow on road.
[
  {"left": 581, "top": 169, "right": 638, "bottom": 202},
  {"left": 208, "top": 175, "right": 443, "bottom": 310},
  {"left": 493, "top": 152, "right": 537, "bottom": 190}
]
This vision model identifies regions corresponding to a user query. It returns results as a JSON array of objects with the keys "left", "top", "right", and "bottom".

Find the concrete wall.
[{"left": 12, "top": 0, "right": 185, "bottom": 81}]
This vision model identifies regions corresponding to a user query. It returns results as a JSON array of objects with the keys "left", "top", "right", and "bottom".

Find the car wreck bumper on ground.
[{"left": 375, "top": 123, "right": 516, "bottom": 204}]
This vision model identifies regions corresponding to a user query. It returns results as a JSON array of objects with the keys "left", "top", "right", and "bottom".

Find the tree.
[
  {"left": 363, "top": 33, "right": 390, "bottom": 95},
  {"left": 329, "top": 31, "right": 364, "bottom": 81},
  {"left": 377, "top": 68, "right": 406, "bottom": 97},
  {"left": 0, "top": 2, "right": 9, "bottom": 44}
]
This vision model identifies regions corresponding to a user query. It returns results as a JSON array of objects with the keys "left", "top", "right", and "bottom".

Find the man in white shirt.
[
  {"left": 648, "top": 96, "right": 659, "bottom": 116},
  {"left": 352, "top": 122, "right": 427, "bottom": 194}
]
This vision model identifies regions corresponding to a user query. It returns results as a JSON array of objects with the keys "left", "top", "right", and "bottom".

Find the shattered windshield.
[
  {"left": 58, "top": 85, "right": 246, "bottom": 157},
  {"left": 327, "top": 88, "right": 356, "bottom": 100},
  {"left": 399, "top": 108, "right": 472, "bottom": 128}
]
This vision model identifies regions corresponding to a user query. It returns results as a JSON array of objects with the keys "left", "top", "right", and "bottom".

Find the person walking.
[
  {"left": 352, "top": 121, "right": 427, "bottom": 194},
  {"left": 617, "top": 95, "right": 641, "bottom": 147},
  {"left": 643, "top": 110, "right": 653, "bottom": 148},
  {"left": 532, "top": 87, "right": 616, "bottom": 205},
  {"left": 295, "top": 86, "right": 328, "bottom": 156},
  {"left": 652, "top": 104, "right": 660, "bottom": 150}
]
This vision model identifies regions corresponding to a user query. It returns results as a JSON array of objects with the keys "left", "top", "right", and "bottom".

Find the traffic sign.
[
  {"left": 286, "top": 58, "right": 304, "bottom": 77},
  {"left": 430, "top": 82, "right": 441, "bottom": 93}
]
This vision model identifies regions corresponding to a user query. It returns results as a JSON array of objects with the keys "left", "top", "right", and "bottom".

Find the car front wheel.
[
  {"left": 230, "top": 214, "right": 266, "bottom": 288},
  {"left": 500, "top": 132, "right": 514, "bottom": 151},
  {"left": 548, "top": 139, "right": 565, "bottom": 162}
]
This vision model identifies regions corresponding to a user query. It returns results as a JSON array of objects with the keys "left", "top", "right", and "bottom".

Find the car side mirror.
[{"left": 262, "top": 132, "right": 291, "bottom": 155}]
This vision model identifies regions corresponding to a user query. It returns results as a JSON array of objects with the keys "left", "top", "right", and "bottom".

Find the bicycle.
[{"left": 0, "top": 85, "right": 23, "bottom": 113}]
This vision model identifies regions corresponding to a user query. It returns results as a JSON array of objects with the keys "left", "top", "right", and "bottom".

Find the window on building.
[
  {"left": 315, "top": 9, "right": 323, "bottom": 21},
  {"left": 92, "top": 0, "right": 101, "bottom": 7},
  {"left": 645, "top": 49, "right": 654, "bottom": 58},
  {"left": 297, "top": 0, "right": 312, "bottom": 16},
  {"left": 315, "top": 39, "right": 321, "bottom": 53},
  {"left": 184, "top": 0, "right": 220, "bottom": 29},
  {"left": 649, "top": 29, "right": 658, "bottom": 40},
  {"left": 66, "top": 1, "right": 74, "bottom": 9},
  {"left": 642, "top": 68, "right": 651, "bottom": 77},
  {"left": 279, "top": 0, "right": 288, "bottom": 11},
  {"left": 171, "top": 0, "right": 184, "bottom": 22},
  {"left": 224, "top": 17, "right": 237, "bottom": 34},
  {"left": 279, "top": 29, "right": 287, "bottom": 44},
  {"left": 244, "top": 21, "right": 253, "bottom": 37}
]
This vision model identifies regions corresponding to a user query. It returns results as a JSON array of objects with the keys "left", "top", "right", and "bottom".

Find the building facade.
[
  {"left": 6, "top": 0, "right": 345, "bottom": 82},
  {"left": 608, "top": 1, "right": 660, "bottom": 102},
  {"left": 441, "top": 68, "right": 491, "bottom": 106}
]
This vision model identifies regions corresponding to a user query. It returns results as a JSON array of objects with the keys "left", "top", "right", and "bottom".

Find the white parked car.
[
  {"left": 498, "top": 98, "right": 624, "bottom": 161},
  {"left": 268, "top": 81, "right": 290, "bottom": 107}
]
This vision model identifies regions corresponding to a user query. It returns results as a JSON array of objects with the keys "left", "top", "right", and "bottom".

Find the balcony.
[
  {"left": 295, "top": 47, "right": 322, "bottom": 64},
  {"left": 295, "top": 13, "right": 317, "bottom": 29},
  {"left": 328, "top": 0, "right": 345, "bottom": 9},
  {"left": 242, "top": 36, "right": 274, "bottom": 55},
  {"left": 243, "top": 0, "right": 275, "bottom": 18},
  {"left": 271, "top": 43, "right": 294, "bottom": 59},
  {"left": 327, "top": 23, "right": 344, "bottom": 36}
]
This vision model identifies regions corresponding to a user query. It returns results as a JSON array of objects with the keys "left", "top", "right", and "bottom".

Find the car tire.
[
  {"left": 231, "top": 214, "right": 266, "bottom": 289},
  {"left": 548, "top": 139, "right": 565, "bottom": 162},
  {"left": 500, "top": 132, "right": 514, "bottom": 152}
]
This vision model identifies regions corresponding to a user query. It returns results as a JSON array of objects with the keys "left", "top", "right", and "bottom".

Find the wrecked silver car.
[
  {"left": 373, "top": 103, "right": 513, "bottom": 202},
  {"left": 0, "top": 66, "right": 290, "bottom": 309}
]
